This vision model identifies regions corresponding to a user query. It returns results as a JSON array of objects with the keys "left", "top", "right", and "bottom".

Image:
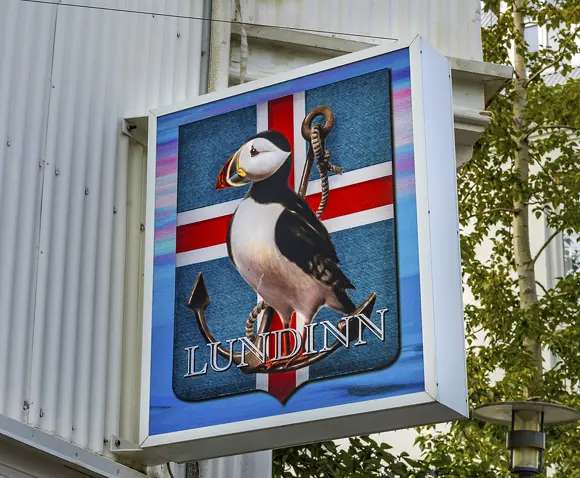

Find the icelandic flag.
[{"left": 172, "top": 69, "right": 400, "bottom": 403}]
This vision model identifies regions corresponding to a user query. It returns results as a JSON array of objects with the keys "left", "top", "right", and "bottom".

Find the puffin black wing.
[
  {"left": 275, "top": 208, "right": 354, "bottom": 290},
  {"left": 279, "top": 188, "right": 335, "bottom": 248}
]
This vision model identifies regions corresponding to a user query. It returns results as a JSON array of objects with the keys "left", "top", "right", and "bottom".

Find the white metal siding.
[
  {"left": 0, "top": 0, "right": 207, "bottom": 457},
  {"left": 239, "top": 0, "right": 483, "bottom": 61},
  {"left": 0, "top": 0, "right": 57, "bottom": 429}
]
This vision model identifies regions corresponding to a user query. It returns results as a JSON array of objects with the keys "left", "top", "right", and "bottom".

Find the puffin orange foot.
[
  {"left": 283, "top": 350, "right": 307, "bottom": 369},
  {"left": 262, "top": 359, "right": 279, "bottom": 370}
]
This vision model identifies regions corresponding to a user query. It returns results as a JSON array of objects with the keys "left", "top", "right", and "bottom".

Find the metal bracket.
[
  {"left": 109, "top": 435, "right": 168, "bottom": 466},
  {"left": 122, "top": 116, "right": 149, "bottom": 147},
  {"left": 109, "top": 435, "right": 142, "bottom": 454}
]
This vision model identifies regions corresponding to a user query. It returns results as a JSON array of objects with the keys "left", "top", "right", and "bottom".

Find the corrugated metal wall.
[
  {"left": 240, "top": 0, "right": 483, "bottom": 61},
  {"left": 0, "top": 0, "right": 208, "bottom": 457}
]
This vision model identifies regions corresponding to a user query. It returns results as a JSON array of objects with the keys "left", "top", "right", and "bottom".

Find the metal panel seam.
[{"left": 24, "top": 1, "right": 60, "bottom": 427}]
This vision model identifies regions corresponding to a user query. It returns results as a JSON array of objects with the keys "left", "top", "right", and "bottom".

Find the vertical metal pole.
[
  {"left": 207, "top": 0, "right": 232, "bottom": 93},
  {"left": 198, "top": 1, "right": 272, "bottom": 476},
  {"left": 199, "top": 0, "right": 212, "bottom": 95}
]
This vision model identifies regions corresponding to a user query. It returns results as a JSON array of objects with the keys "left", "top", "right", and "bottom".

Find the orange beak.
[
  {"left": 215, "top": 155, "right": 234, "bottom": 190},
  {"left": 216, "top": 148, "right": 248, "bottom": 190}
]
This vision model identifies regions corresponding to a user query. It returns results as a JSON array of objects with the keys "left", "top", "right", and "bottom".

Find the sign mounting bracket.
[{"left": 122, "top": 116, "right": 149, "bottom": 147}]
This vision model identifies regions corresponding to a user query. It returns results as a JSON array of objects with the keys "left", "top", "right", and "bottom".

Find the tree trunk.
[{"left": 512, "top": 0, "right": 543, "bottom": 392}]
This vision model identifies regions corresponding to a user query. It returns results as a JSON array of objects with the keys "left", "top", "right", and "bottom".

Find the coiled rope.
[
  {"left": 309, "top": 123, "right": 343, "bottom": 219},
  {"left": 246, "top": 300, "right": 267, "bottom": 340}
]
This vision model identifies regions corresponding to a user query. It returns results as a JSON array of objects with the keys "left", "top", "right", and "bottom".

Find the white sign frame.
[{"left": 139, "top": 36, "right": 467, "bottom": 463}]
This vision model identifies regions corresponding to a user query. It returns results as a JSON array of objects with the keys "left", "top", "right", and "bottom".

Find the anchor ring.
[{"left": 301, "top": 106, "right": 334, "bottom": 140}]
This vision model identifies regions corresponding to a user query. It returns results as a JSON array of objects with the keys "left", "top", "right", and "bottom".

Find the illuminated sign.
[{"left": 140, "top": 37, "right": 467, "bottom": 463}]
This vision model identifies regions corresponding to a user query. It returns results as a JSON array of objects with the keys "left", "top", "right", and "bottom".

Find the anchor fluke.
[
  {"left": 187, "top": 272, "right": 210, "bottom": 312},
  {"left": 187, "top": 272, "right": 243, "bottom": 364},
  {"left": 345, "top": 292, "right": 377, "bottom": 338}
]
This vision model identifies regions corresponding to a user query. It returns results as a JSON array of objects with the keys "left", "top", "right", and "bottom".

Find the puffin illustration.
[{"left": 216, "top": 130, "right": 356, "bottom": 356}]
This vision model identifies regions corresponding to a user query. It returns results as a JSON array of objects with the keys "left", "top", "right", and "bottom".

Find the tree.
[
  {"left": 273, "top": 1, "right": 580, "bottom": 476},
  {"left": 273, "top": 436, "right": 431, "bottom": 478}
]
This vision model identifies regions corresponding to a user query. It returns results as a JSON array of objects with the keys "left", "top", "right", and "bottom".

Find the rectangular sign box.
[{"left": 140, "top": 36, "right": 467, "bottom": 463}]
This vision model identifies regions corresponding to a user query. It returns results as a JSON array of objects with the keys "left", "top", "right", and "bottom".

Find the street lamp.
[{"left": 473, "top": 401, "right": 580, "bottom": 477}]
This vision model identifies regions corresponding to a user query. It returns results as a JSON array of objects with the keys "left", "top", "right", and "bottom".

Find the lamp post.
[{"left": 473, "top": 401, "right": 580, "bottom": 477}]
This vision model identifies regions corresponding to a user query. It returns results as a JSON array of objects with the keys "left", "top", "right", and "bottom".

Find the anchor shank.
[{"left": 298, "top": 147, "right": 315, "bottom": 198}]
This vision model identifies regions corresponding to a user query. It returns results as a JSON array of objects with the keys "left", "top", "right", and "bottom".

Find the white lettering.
[
  {"left": 209, "top": 340, "right": 236, "bottom": 372},
  {"left": 184, "top": 346, "right": 208, "bottom": 377},
  {"left": 237, "top": 334, "right": 268, "bottom": 367},
  {"left": 354, "top": 308, "right": 388, "bottom": 346},
  {"left": 303, "top": 323, "right": 318, "bottom": 355},
  {"left": 320, "top": 318, "right": 350, "bottom": 352},
  {"left": 272, "top": 328, "right": 302, "bottom": 360},
  {"left": 182, "top": 306, "right": 390, "bottom": 376}
]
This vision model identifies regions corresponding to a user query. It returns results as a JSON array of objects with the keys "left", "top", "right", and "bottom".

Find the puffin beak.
[{"left": 216, "top": 147, "right": 249, "bottom": 190}]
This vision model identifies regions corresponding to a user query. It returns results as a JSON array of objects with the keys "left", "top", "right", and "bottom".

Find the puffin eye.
[{"left": 250, "top": 145, "right": 259, "bottom": 157}]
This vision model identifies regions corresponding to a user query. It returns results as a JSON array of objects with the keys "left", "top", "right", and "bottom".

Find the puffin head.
[{"left": 216, "top": 130, "right": 291, "bottom": 190}]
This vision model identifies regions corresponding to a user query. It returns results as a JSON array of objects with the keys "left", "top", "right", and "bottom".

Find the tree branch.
[
  {"left": 524, "top": 124, "right": 579, "bottom": 140},
  {"left": 523, "top": 125, "right": 539, "bottom": 141},
  {"left": 526, "top": 25, "right": 580, "bottom": 85},
  {"left": 467, "top": 345, "right": 490, "bottom": 351},
  {"left": 465, "top": 207, "right": 516, "bottom": 221},
  {"left": 535, "top": 280, "right": 548, "bottom": 296},
  {"left": 531, "top": 230, "right": 559, "bottom": 266},
  {"left": 460, "top": 180, "right": 479, "bottom": 205},
  {"left": 485, "top": 78, "right": 513, "bottom": 110}
]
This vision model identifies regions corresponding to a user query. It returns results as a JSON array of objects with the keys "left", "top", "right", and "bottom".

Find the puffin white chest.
[{"left": 230, "top": 198, "right": 285, "bottom": 287}]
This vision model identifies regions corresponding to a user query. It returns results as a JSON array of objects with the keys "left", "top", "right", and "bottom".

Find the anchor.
[{"left": 186, "top": 106, "right": 377, "bottom": 374}]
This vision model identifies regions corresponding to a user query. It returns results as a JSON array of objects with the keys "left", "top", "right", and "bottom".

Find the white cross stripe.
[
  {"left": 176, "top": 205, "right": 395, "bottom": 267},
  {"left": 176, "top": 162, "right": 393, "bottom": 228}
]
